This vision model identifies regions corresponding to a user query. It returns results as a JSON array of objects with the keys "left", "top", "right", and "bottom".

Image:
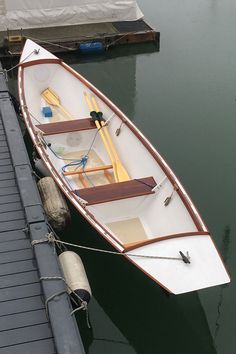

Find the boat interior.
[{"left": 23, "top": 63, "right": 198, "bottom": 248}]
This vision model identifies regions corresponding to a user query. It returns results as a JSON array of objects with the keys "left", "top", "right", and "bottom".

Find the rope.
[
  {"left": 40, "top": 275, "right": 91, "bottom": 327},
  {"left": 27, "top": 36, "right": 76, "bottom": 51},
  {"left": 32, "top": 233, "right": 190, "bottom": 263},
  {"left": 5, "top": 48, "right": 40, "bottom": 73}
]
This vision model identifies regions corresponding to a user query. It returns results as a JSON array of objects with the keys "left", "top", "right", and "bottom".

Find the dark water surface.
[
  {"left": 11, "top": 1, "right": 235, "bottom": 353},
  {"left": 65, "top": 1, "right": 235, "bottom": 353}
]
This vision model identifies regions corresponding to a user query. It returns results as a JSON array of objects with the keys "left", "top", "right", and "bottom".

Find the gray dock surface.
[{"left": 0, "top": 69, "right": 85, "bottom": 353}]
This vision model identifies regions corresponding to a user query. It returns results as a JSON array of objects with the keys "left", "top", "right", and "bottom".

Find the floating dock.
[
  {"left": 0, "top": 20, "right": 159, "bottom": 57},
  {"left": 0, "top": 68, "right": 85, "bottom": 353}
]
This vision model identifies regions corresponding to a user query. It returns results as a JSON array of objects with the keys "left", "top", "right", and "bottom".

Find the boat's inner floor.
[{"left": 106, "top": 217, "right": 148, "bottom": 245}]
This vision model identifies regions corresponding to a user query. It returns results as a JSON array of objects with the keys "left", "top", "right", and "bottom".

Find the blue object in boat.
[
  {"left": 42, "top": 106, "right": 53, "bottom": 118},
  {"left": 79, "top": 42, "right": 105, "bottom": 54}
]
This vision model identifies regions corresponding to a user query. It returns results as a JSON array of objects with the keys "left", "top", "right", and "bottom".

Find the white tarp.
[{"left": 0, "top": 0, "right": 144, "bottom": 31}]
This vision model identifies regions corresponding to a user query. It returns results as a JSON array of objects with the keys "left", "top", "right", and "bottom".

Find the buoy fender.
[{"left": 59, "top": 251, "right": 92, "bottom": 303}]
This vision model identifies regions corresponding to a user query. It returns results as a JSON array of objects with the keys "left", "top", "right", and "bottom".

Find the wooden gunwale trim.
[
  {"left": 123, "top": 231, "right": 210, "bottom": 252},
  {"left": 19, "top": 58, "right": 62, "bottom": 68},
  {"left": 61, "top": 62, "right": 206, "bottom": 233}
]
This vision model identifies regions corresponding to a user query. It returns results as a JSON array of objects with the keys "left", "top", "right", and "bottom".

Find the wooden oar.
[
  {"left": 42, "top": 88, "right": 73, "bottom": 120},
  {"left": 84, "top": 92, "right": 119, "bottom": 182},
  {"left": 91, "top": 95, "right": 130, "bottom": 182}
]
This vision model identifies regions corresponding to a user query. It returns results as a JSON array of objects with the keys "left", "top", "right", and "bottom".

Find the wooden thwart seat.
[
  {"left": 36, "top": 118, "right": 96, "bottom": 135},
  {"left": 63, "top": 164, "right": 113, "bottom": 176},
  {"left": 74, "top": 176, "right": 156, "bottom": 205}
]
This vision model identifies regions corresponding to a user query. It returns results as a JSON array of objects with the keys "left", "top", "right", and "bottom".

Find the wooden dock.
[
  {"left": 0, "top": 20, "right": 159, "bottom": 57},
  {"left": 0, "top": 69, "right": 85, "bottom": 353}
]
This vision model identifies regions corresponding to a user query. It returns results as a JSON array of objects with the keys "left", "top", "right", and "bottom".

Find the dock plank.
[
  {"left": 0, "top": 157, "right": 11, "bottom": 164},
  {"left": 0, "top": 151, "right": 10, "bottom": 159},
  {"left": 0, "top": 186, "right": 18, "bottom": 196},
  {"left": 0, "top": 283, "right": 42, "bottom": 302},
  {"left": 0, "top": 249, "right": 34, "bottom": 265},
  {"left": 0, "top": 323, "right": 53, "bottom": 348},
  {"left": 0, "top": 296, "right": 45, "bottom": 317},
  {"left": 0, "top": 271, "right": 39, "bottom": 289},
  {"left": 0, "top": 259, "right": 37, "bottom": 277},
  {"left": 0, "top": 230, "right": 27, "bottom": 242},
  {"left": 0, "top": 201, "right": 23, "bottom": 213},
  {"left": 0, "top": 338, "right": 56, "bottom": 354},
  {"left": 0, "top": 178, "right": 16, "bottom": 188},
  {"left": 0, "top": 164, "right": 13, "bottom": 173},
  {"left": 0, "top": 171, "right": 15, "bottom": 180},
  {"left": 0, "top": 210, "right": 25, "bottom": 222},
  {"left": 0, "top": 219, "right": 26, "bottom": 233},
  {"left": 0, "top": 309, "right": 48, "bottom": 331},
  {"left": 0, "top": 239, "right": 31, "bottom": 253},
  {"left": 0, "top": 145, "right": 9, "bottom": 153},
  {"left": 0, "top": 193, "right": 21, "bottom": 204}
]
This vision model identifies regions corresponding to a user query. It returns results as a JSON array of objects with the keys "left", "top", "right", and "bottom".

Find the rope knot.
[{"left": 47, "top": 232, "right": 56, "bottom": 243}]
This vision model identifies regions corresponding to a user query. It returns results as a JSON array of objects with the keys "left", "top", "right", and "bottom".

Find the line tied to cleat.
[{"left": 179, "top": 251, "right": 191, "bottom": 264}]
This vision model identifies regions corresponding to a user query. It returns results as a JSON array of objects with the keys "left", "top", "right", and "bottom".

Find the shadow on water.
[
  {"left": 214, "top": 225, "right": 231, "bottom": 343},
  {"left": 63, "top": 207, "right": 216, "bottom": 354}
]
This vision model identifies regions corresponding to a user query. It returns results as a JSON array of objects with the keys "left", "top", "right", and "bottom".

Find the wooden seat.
[
  {"left": 74, "top": 177, "right": 156, "bottom": 205},
  {"left": 36, "top": 118, "right": 96, "bottom": 135}
]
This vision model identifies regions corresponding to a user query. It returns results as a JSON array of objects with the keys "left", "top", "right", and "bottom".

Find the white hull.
[{"left": 18, "top": 39, "right": 230, "bottom": 294}]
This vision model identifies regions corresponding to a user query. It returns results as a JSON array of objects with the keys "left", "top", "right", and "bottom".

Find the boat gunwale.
[{"left": 123, "top": 231, "right": 210, "bottom": 252}]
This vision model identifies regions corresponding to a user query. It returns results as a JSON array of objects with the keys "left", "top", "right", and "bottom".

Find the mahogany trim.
[
  {"left": 20, "top": 58, "right": 62, "bottom": 68},
  {"left": 36, "top": 118, "right": 96, "bottom": 135},
  {"left": 75, "top": 177, "right": 156, "bottom": 205},
  {"left": 123, "top": 231, "right": 210, "bottom": 252}
]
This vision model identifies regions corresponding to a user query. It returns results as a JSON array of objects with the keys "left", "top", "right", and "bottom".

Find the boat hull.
[{"left": 18, "top": 39, "right": 230, "bottom": 294}]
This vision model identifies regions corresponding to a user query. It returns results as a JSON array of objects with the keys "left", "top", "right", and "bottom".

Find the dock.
[
  {"left": 0, "top": 68, "right": 85, "bottom": 353},
  {"left": 0, "top": 20, "right": 159, "bottom": 57}
]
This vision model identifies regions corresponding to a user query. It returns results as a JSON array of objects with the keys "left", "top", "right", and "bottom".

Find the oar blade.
[{"left": 42, "top": 88, "right": 60, "bottom": 107}]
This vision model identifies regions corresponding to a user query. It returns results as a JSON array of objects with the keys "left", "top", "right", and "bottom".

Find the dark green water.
[
  {"left": 63, "top": 1, "right": 235, "bottom": 353},
  {"left": 10, "top": 0, "right": 235, "bottom": 353}
]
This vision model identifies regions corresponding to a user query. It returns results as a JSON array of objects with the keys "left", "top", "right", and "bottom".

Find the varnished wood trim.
[
  {"left": 63, "top": 164, "right": 113, "bottom": 176},
  {"left": 20, "top": 58, "right": 62, "bottom": 68},
  {"left": 36, "top": 118, "right": 96, "bottom": 135},
  {"left": 124, "top": 231, "right": 210, "bottom": 252},
  {"left": 75, "top": 177, "right": 156, "bottom": 205},
  {"left": 79, "top": 174, "right": 89, "bottom": 188}
]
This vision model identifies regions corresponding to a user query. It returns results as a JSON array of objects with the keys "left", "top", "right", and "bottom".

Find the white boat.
[{"left": 18, "top": 39, "right": 230, "bottom": 294}]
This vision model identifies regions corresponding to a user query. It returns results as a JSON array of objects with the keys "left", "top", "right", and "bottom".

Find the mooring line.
[{"left": 32, "top": 233, "right": 190, "bottom": 263}]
